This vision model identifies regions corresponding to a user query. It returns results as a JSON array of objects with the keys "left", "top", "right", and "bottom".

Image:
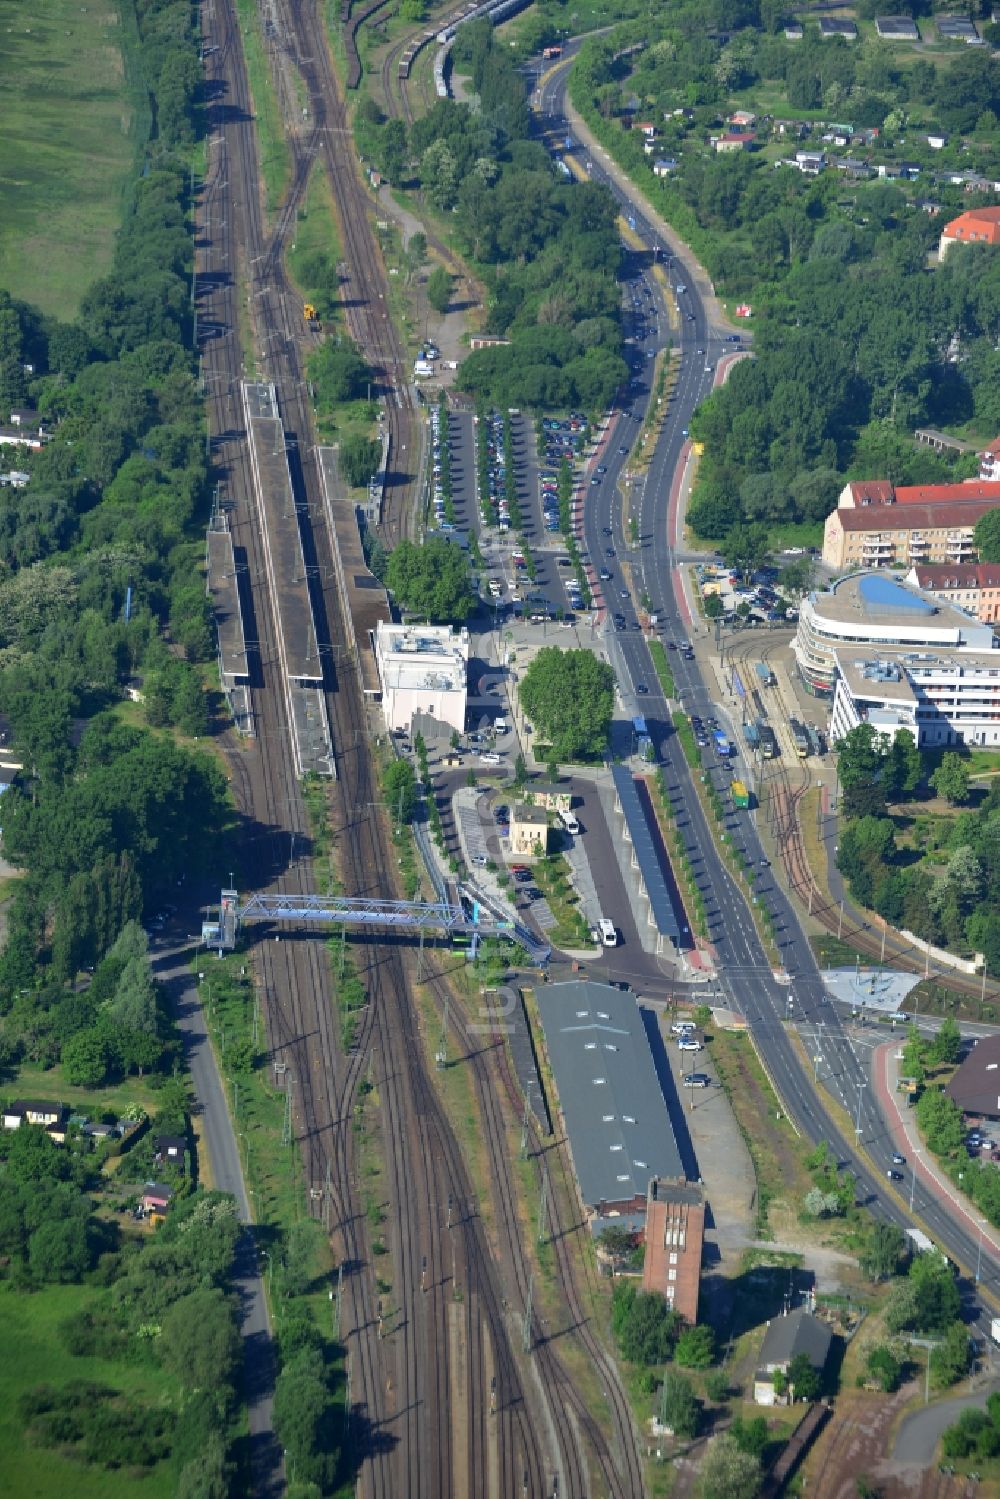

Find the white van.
[
  {"left": 479, "top": 751, "right": 502, "bottom": 766},
  {"left": 558, "top": 808, "right": 580, "bottom": 835},
  {"left": 598, "top": 918, "right": 617, "bottom": 948}
]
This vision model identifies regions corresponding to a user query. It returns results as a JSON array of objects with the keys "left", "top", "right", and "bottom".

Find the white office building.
[
  {"left": 374, "top": 621, "right": 469, "bottom": 735},
  {"left": 793, "top": 573, "right": 1000, "bottom": 747}
]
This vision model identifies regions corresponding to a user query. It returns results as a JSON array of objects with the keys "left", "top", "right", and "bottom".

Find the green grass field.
[
  {"left": 0, "top": 1281, "right": 180, "bottom": 1499},
  {"left": 0, "top": 0, "right": 141, "bottom": 319}
]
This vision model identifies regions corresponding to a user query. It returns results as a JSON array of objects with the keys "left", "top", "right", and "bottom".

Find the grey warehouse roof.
[
  {"left": 610, "top": 765, "right": 683, "bottom": 943},
  {"left": 535, "top": 980, "right": 684, "bottom": 1209}
]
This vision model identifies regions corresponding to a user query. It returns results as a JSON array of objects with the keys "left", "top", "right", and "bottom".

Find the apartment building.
[
  {"left": 905, "top": 563, "right": 1000, "bottom": 624},
  {"left": 821, "top": 478, "right": 1000, "bottom": 570}
]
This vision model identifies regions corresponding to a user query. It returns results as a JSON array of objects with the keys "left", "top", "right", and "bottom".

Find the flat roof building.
[
  {"left": 374, "top": 621, "right": 469, "bottom": 735},
  {"left": 794, "top": 570, "right": 998, "bottom": 701},
  {"left": 643, "top": 1177, "right": 705, "bottom": 1325},
  {"left": 534, "top": 980, "right": 685, "bottom": 1217}
]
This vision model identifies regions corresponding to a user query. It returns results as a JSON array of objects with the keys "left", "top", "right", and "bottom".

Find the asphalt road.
[
  {"left": 535, "top": 52, "right": 1000, "bottom": 1344},
  {"left": 152, "top": 934, "right": 282, "bottom": 1496}
]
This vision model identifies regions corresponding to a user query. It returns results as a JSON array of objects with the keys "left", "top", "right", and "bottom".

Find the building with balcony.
[
  {"left": 794, "top": 571, "right": 995, "bottom": 697},
  {"left": 822, "top": 478, "right": 1000, "bottom": 570}
]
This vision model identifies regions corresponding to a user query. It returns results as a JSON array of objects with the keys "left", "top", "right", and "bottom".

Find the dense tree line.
[
  {"left": 355, "top": 22, "right": 627, "bottom": 411},
  {"left": 0, "top": 0, "right": 232, "bottom": 1028},
  {"left": 834, "top": 725, "right": 1000, "bottom": 973},
  {"left": 571, "top": 12, "right": 1000, "bottom": 540}
]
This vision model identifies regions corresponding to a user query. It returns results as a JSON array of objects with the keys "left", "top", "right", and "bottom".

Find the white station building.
[
  {"left": 374, "top": 621, "right": 469, "bottom": 735},
  {"left": 792, "top": 573, "right": 1000, "bottom": 748}
]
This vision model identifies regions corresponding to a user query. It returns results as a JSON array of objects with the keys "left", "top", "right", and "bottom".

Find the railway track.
[{"left": 199, "top": 2, "right": 573, "bottom": 1494}]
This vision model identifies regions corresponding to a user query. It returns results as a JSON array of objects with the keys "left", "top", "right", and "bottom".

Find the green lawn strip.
[
  {"left": 233, "top": 0, "right": 291, "bottom": 216},
  {"left": 193, "top": 957, "right": 338, "bottom": 1350},
  {"left": 0, "top": 0, "right": 140, "bottom": 317},
  {"left": 528, "top": 852, "right": 591, "bottom": 948},
  {"left": 287, "top": 161, "right": 345, "bottom": 333},
  {"left": 0, "top": 1282, "right": 181, "bottom": 1499},
  {"left": 648, "top": 639, "right": 675, "bottom": 699}
]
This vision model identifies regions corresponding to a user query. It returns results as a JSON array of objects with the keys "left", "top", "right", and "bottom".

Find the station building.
[{"left": 374, "top": 621, "right": 469, "bottom": 735}]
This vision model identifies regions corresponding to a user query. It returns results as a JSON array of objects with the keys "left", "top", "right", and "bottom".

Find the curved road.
[{"left": 534, "top": 50, "right": 1000, "bottom": 1349}]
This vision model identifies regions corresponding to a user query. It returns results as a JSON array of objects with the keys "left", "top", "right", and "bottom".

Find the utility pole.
[
  {"left": 838, "top": 898, "right": 845, "bottom": 940},
  {"left": 522, "top": 1271, "right": 534, "bottom": 1353},
  {"left": 334, "top": 1263, "right": 343, "bottom": 1339}
]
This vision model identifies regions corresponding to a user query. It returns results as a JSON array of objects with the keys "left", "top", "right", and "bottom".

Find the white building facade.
[
  {"left": 794, "top": 573, "right": 1000, "bottom": 747},
  {"left": 374, "top": 622, "right": 469, "bottom": 734}
]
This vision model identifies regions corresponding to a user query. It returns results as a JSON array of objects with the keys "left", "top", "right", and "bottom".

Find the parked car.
[{"left": 682, "top": 1073, "right": 711, "bottom": 1088}]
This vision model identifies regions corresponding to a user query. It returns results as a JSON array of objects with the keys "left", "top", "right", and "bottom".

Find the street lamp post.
[{"left": 854, "top": 1079, "right": 866, "bottom": 1139}]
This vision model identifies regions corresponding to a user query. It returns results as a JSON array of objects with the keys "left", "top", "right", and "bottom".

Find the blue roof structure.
[
  {"left": 858, "top": 574, "right": 936, "bottom": 617},
  {"left": 611, "top": 765, "right": 683, "bottom": 943}
]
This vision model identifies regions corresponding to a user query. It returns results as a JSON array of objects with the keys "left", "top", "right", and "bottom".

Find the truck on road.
[
  {"left": 713, "top": 730, "right": 731, "bottom": 757},
  {"left": 755, "top": 661, "right": 776, "bottom": 688},
  {"left": 732, "top": 779, "right": 752, "bottom": 810},
  {"left": 906, "top": 1227, "right": 936, "bottom": 1255}
]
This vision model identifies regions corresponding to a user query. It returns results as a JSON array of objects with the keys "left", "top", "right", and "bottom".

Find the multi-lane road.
[{"left": 533, "top": 52, "right": 1000, "bottom": 1341}]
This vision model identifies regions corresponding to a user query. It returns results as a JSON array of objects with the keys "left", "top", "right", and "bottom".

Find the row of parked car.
[
  {"left": 430, "top": 404, "right": 452, "bottom": 530},
  {"left": 539, "top": 414, "right": 588, "bottom": 535}
]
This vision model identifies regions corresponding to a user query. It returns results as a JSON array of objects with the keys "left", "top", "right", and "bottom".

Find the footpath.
[{"left": 874, "top": 1038, "right": 1000, "bottom": 1269}]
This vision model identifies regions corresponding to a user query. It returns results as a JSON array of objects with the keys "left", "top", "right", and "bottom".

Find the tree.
[
  {"left": 28, "top": 1210, "right": 91, "bottom": 1283},
  {"left": 597, "top": 1224, "right": 636, "bottom": 1268},
  {"left": 160, "top": 1287, "right": 242, "bottom": 1401},
  {"left": 385, "top": 537, "right": 473, "bottom": 624},
  {"left": 836, "top": 723, "right": 887, "bottom": 791},
  {"left": 730, "top": 1415, "right": 769, "bottom": 1459},
  {"left": 903, "top": 1248, "right": 961, "bottom": 1334},
  {"left": 611, "top": 1283, "right": 680, "bottom": 1365},
  {"left": 519, "top": 647, "right": 615, "bottom": 762},
  {"left": 704, "top": 593, "right": 724, "bottom": 619},
  {"left": 859, "top": 1221, "right": 905, "bottom": 1283},
  {"left": 787, "top": 1352, "right": 821, "bottom": 1401},
  {"left": 675, "top": 1324, "right": 715, "bottom": 1368},
  {"left": 865, "top": 1344, "right": 902, "bottom": 1393},
  {"left": 915, "top": 1088, "right": 966, "bottom": 1155},
  {"left": 722, "top": 522, "right": 769, "bottom": 580},
  {"left": 339, "top": 433, "right": 381, "bottom": 489},
  {"left": 930, "top": 1015, "right": 961, "bottom": 1067},
  {"left": 308, "top": 337, "right": 369, "bottom": 405},
  {"left": 426, "top": 266, "right": 453, "bottom": 316},
  {"left": 382, "top": 758, "right": 417, "bottom": 825},
  {"left": 62, "top": 1027, "right": 111, "bottom": 1087},
  {"left": 660, "top": 1369, "right": 700, "bottom": 1438},
  {"left": 272, "top": 1347, "right": 338, "bottom": 1490},
  {"left": 931, "top": 752, "right": 970, "bottom": 806},
  {"left": 930, "top": 1320, "right": 972, "bottom": 1389},
  {"left": 699, "top": 1433, "right": 762, "bottom": 1499},
  {"left": 974, "top": 507, "right": 1000, "bottom": 563}
]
